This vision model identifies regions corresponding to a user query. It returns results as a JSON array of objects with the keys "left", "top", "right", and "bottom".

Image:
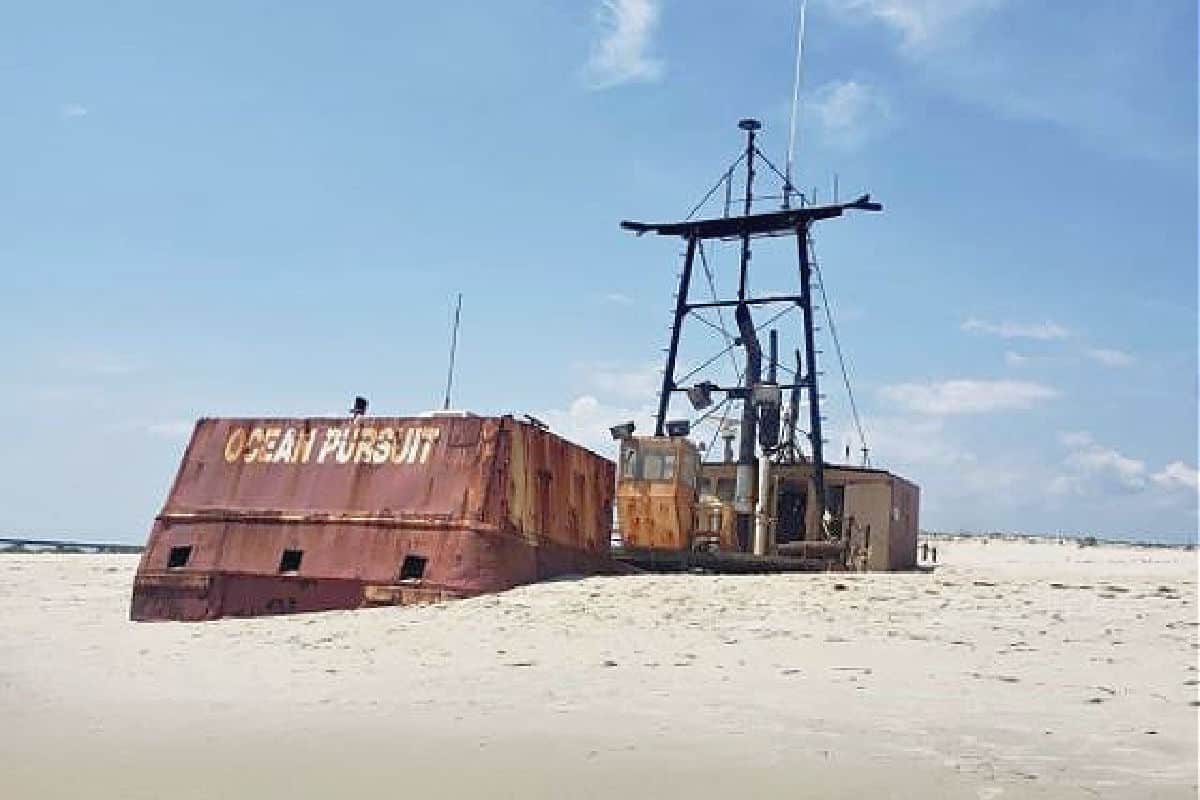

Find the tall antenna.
[
  {"left": 442, "top": 293, "right": 463, "bottom": 410},
  {"left": 784, "top": 0, "right": 809, "bottom": 208}
]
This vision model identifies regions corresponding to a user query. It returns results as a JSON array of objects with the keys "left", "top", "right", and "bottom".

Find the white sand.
[{"left": 1, "top": 539, "right": 1196, "bottom": 799}]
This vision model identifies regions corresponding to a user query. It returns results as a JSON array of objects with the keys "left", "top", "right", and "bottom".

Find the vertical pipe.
[
  {"left": 735, "top": 119, "right": 760, "bottom": 552},
  {"left": 796, "top": 225, "right": 827, "bottom": 539},
  {"left": 737, "top": 121, "right": 758, "bottom": 300},
  {"left": 754, "top": 455, "right": 770, "bottom": 555},
  {"left": 655, "top": 235, "right": 698, "bottom": 436},
  {"left": 767, "top": 329, "right": 778, "bottom": 384},
  {"left": 734, "top": 302, "right": 761, "bottom": 552}
]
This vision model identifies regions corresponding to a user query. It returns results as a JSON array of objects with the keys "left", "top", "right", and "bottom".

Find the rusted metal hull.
[
  {"left": 131, "top": 415, "right": 618, "bottom": 621},
  {"left": 131, "top": 527, "right": 620, "bottom": 621}
]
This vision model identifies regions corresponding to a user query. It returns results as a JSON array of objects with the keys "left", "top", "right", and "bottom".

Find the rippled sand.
[{"left": 1, "top": 538, "right": 1195, "bottom": 799}]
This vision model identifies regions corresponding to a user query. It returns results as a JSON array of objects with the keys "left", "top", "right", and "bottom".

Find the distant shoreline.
[
  {"left": 0, "top": 537, "right": 143, "bottom": 555},
  {"left": 3, "top": 529, "right": 1196, "bottom": 555},
  {"left": 921, "top": 530, "right": 1198, "bottom": 550}
]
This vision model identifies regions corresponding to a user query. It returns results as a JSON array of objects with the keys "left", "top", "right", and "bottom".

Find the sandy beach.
[{"left": 1, "top": 538, "right": 1195, "bottom": 799}]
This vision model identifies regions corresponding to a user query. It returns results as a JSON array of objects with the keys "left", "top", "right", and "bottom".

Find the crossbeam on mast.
[{"left": 620, "top": 195, "right": 881, "bottom": 240}]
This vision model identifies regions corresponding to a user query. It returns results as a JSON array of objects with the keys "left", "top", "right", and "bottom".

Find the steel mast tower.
[{"left": 620, "top": 119, "right": 881, "bottom": 546}]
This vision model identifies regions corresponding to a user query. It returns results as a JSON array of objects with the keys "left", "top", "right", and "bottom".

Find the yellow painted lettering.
[
  {"left": 394, "top": 427, "right": 420, "bottom": 464},
  {"left": 224, "top": 428, "right": 247, "bottom": 463},
  {"left": 317, "top": 428, "right": 342, "bottom": 463},
  {"left": 354, "top": 427, "right": 377, "bottom": 463},
  {"left": 259, "top": 427, "right": 282, "bottom": 463},
  {"left": 336, "top": 427, "right": 356, "bottom": 464},
  {"left": 273, "top": 428, "right": 296, "bottom": 463},
  {"left": 418, "top": 427, "right": 440, "bottom": 464},
  {"left": 373, "top": 428, "right": 395, "bottom": 464},
  {"left": 296, "top": 429, "right": 318, "bottom": 463},
  {"left": 243, "top": 427, "right": 265, "bottom": 463}
]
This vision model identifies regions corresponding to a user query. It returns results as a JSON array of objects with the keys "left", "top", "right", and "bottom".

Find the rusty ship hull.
[{"left": 131, "top": 415, "right": 618, "bottom": 621}]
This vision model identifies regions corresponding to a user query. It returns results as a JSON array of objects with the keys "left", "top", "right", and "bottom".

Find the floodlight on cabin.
[
  {"left": 609, "top": 421, "right": 636, "bottom": 441},
  {"left": 350, "top": 396, "right": 369, "bottom": 417},
  {"left": 665, "top": 419, "right": 691, "bottom": 438},
  {"left": 686, "top": 380, "right": 718, "bottom": 411}
]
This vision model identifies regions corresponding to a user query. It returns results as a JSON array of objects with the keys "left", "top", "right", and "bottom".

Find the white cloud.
[
  {"left": 1151, "top": 461, "right": 1200, "bottom": 493},
  {"left": 1051, "top": 433, "right": 1198, "bottom": 503},
  {"left": 59, "top": 103, "right": 88, "bottom": 119},
  {"left": 1084, "top": 348, "right": 1134, "bottom": 367},
  {"left": 1062, "top": 441, "right": 1146, "bottom": 493},
  {"left": 880, "top": 379, "right": 1058, "bottom": 415},
  {"left": 808, "top": 80, "right": 890, "bottom": 148},
  {"left": 583, "top": 0, "right": 663, "bottom": 90},
  {"left": 841, "top": 414, "right": 972, "bottom": 468},
  {"left": 603, "top": 292, "right": 635, "bottom": 305},
  {"left": 538, "top": 395, "right": 655, "bottom": 457},
  {"left": 962, "top": 317, "right": 1070, "bottom": 340},
  {"left": 830, "top": 0, "right": 1006, "bottom": 51}
]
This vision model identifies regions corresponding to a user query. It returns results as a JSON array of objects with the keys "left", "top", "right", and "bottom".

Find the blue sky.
[{"left": 0, "top": 0, "right": 1195, "bottom": 542}]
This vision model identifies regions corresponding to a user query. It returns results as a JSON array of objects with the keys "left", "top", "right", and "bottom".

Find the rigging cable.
[
  {"left": 674, "top": 303, "right": 797, "bottom": 387},
  {"left": 697, "top": 241, "right": 743, "bottom": 377},
  {"left": 702, "top": 397, "right": 734, "bottom": 464},
  {"left": 807, "top": 233, "right": 870, "bottom": 464},
  {"left": 685, "top": 152, "right": 746, "bottom": 221}
]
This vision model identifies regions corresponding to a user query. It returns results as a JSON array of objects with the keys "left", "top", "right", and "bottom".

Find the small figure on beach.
[
  {"left": 931, "top": 546, "right": 938, "bottom": 564},
  {"left": 921, "top": 542, "right": 929, "bottom": 561}
]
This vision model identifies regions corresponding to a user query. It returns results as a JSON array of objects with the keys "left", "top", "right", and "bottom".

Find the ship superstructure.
[{"left": 613, "top": 120, "right": 919, "bottom": 572}]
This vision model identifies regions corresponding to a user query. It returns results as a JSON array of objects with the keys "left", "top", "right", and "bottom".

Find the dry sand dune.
[{"left": 0, "top": 539, "right": 1196, "bottom": 799}]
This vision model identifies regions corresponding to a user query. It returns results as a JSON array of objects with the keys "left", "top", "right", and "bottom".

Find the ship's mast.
[
  {"left": 622, "top": 121, "right": 881, "bottom": 550},
  {"left": 796, "top": 229, "right": 826, "bottom": 536},
  {"left": 734, "top": 119, "right": 761, "bottom": 551}
]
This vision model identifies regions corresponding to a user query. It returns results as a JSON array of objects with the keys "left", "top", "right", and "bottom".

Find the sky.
[{"left": 0, "top": 0, "right": 1195, "bottom": 543}]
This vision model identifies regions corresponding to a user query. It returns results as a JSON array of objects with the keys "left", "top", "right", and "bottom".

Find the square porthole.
[
  {"left": 399, "top": 555, "right": 427, "bottom": 581},
  {"left": 167, "top": 545, "right": 192, "bottom": 569},
  {"left": 278, "top": 549, "right": 303, "bottom": 573}
]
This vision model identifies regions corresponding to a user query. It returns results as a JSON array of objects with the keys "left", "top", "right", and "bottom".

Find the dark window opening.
[
  {"left": 826, "top": 485, "right": 846, "bottom": 540},
  {"left": 776, "top": 482, "right": 807, "bottom": 544},
  {"left": 278, "top": 549, "right": 303, "bottom": 573},
  {"left": 399, "top": 555, "right": 427, "bottom": 581},
  {"left": 167, "top": 545, "right": 192, "bottom": 569}
]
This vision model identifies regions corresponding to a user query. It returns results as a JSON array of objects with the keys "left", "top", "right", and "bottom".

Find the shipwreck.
[
  {"left": 131, "top": 118, "right": 921, "bottom": 622},
  {"left": 611, "top": 119, "right": 920, "bottom": 573},
  {"left": 131, "top": 414, "right": 618, "bottom": 621}
]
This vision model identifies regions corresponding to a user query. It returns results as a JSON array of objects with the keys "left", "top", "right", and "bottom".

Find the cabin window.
[
  {"left": 167, "top": 545, "right": 192, "bottom": 569},
  {"left": 679, "top": 449, "right": 697, "bottom": 488},
  {"left": 278, "top": 549, "right": 304, "bottom": 573},
  {"left": 399, "top": 555, "right": 427, "bottom": 581},
  {"left": 620, "top": 442, "right": 684, "bottom": 482},
  {"left": 620, "top": 444, "right": 638, "bottom": 479},
  {"left": 639, "top": 451, "right": 676, "bottom": 481}
]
